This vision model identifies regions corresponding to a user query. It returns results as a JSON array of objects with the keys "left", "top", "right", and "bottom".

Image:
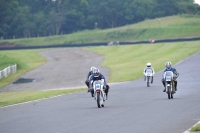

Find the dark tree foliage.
[{"left": 0, "top": 0, "right": 199, "bottom": 39}]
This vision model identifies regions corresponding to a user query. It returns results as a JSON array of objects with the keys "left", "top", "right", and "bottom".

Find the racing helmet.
[
  {"left": 90, "top": 66, "right": 95, "bottom": 73},
  {"left": 146, "top": 62, "right": 151, "bottom": 67},
  {"left": 165, "top": 62, "right": 172, "bottom": 70},
  {"left": 93, "top": 68, "right": 100, "bottom": 77}
]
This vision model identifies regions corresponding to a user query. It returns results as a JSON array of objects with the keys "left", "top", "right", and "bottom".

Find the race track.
[{"left": 0, "top": 49, "right": 200, "bottom": 133}]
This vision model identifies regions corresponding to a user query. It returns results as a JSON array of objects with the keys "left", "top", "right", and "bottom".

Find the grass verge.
[
  {"left": 0, "top": 49, "right": 46, "bottom": 88},
  {"left": 191, "top": 124, "right": 200, "bottom": 132},
  {"left": 86, "top": 41, "right": 200, "bottom": 82},
  {"left": 0, "top": 88, "right": 86, "bottom": 107}
]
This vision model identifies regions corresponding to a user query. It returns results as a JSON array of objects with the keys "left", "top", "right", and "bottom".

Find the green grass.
[
  {"left": 0, "top": 49, "right": 46, "bottom": 88},
  {"left": 86, "top": 41, "right": 200, "bottom": 82},
  {"left": 0, "top": 55, "right": 18, "bottom": 70},
  {"left": 0, "top": 88, "right": 86, "bottom": 107},
  {"left": 0, "top": 15, "right": 200, "bottom": 46},
  {"left": 191, "top": 124, "right": 200, "bottom": 132}
]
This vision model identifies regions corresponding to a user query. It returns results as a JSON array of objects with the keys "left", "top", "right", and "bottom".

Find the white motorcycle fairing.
[{"left": 93, "top": 80, "right": 106, "bottom": 108}]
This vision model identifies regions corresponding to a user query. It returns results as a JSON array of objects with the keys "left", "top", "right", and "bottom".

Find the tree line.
[{"left": 0, "top": 0, "right": 199, "bottom": 39}]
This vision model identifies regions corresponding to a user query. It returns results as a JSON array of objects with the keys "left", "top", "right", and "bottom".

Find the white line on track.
[{"left": 0, "top": 94, "right": 66, "bottom": 109}]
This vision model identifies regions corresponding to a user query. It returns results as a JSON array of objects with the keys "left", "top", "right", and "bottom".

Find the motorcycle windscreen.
[{"left": 165, "top": 71, "right": 173, "bottom": 81}]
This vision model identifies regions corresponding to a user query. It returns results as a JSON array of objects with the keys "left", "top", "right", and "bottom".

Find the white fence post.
[
  {"left": 0, "top": 64, "right": 17, "bottom": 80},
  {"left": 3, "top": 68, "right": 8, "bottom": 78}
]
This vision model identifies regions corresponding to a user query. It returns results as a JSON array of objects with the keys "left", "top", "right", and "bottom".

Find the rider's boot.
[
  {"left": 162, "top": 81, "right": 166, "bottom": 92},
  {"left": 174, "top": 81, "right": 177, "bottom": 91},
  {"left": 151, "top": 77, "right": 153, "bottom": 83},
  {"left": 87, "top": 87, "right": 93, "bottom": 92},
  {"left": 163, "top": 87, "right": 166, "bottom": 92},
  {"left": 172, "top": 85, "right": 176, "bottom": 94},
  {"left": 105, "top": 85, "right": 109, "bottom": 100}
]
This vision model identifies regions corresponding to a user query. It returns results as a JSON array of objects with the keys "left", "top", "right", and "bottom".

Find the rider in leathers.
[
  {"left": 162, "top": 62, "right": 179, "bottom": 92},
  {"left": 85, "top": 66, "right": 95, "bottom": 91},
  {"left": 143, "top": 62, "right": 155, "bottom": 83},
  {"left": 89, "top": 68, "right": 109, "bottom": 98}
]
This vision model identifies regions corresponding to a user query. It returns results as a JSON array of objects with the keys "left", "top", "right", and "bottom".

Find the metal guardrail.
[
  {"left": 0, "top": 37, "right": 200, "bottom": 50},
  {"left": 0, "top": 64, "right": 17, "bottom": 79}
]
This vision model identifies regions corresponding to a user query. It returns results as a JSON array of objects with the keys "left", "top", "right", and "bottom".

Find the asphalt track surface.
[{"left": 0, "top": 49, "right": 200, "bottom": 133}]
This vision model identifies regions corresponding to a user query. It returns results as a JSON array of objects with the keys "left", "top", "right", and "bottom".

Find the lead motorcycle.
[
  {"left": 163, "top": 71, "right": 175, "bottom": 99},
  {"left": 93, "top": 80, "right": 107, "bottom": 108},
  {"left": 144, "top": 69, "right": 153, "bottom": 87}
]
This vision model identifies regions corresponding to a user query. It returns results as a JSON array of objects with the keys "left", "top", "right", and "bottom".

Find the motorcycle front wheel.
[
  {"left": 147, "top": 77, "right": 150, "bottom": 87},
  {"left": 167, "top": 86, "right": 171, "bottom": 99},
  {"left": 171, "top": 93, "right": 173, "bottom": 99},
  {"left": 97, "top": 93, "right": 101, "bottom": 108}
]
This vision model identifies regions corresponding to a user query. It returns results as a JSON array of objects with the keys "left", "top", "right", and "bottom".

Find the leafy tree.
[
  {"left": 0, "top": 0, "right": 199, "bottom": 38},
  {"left": 0, "top": 0, "right": 19, "bottom": 38}
]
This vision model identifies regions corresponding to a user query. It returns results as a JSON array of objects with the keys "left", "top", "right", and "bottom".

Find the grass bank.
[
  {"left": 0, "top": 49, "right": 46, "bottom": 88},
  {"left": 191, "top": 124, "right": 200, "bottom": 132},
  {"left": 86, "top": 41, "right": 200, "bottom": 82},
  {"left": 0, "top": 15, "right": 200, "bottom": 46}
]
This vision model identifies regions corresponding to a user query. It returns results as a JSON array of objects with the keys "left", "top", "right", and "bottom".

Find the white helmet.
[
  {"left": 146, "top": 62, "right": 151, "bottom": 67},
  {"left": 90, "top": 66, "right": 95, "bottom": 73}
]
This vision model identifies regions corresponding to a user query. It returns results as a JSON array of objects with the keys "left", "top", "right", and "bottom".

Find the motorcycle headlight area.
[
  {"left": 95, "top": 84, "right": 101, "bottom": 89},
  {"left": 166, "top": 76, "right": 172, "bottom": 81},
  {"left": 146, "top": 72, "right": 151, "bottom": 76}
]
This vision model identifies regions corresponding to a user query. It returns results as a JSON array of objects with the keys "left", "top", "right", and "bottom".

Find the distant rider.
[
  {"left": 85, "top": 66, "right": 96, "bottom": 91},
  {"left": 143, "top": 62, "right": 155, "bottom": 83},
  {"left": 162, "top": 62, "right": 179, "bottom": 92},
  {"left": 89, "top": 68, "right": 110, "bottom": 99}
]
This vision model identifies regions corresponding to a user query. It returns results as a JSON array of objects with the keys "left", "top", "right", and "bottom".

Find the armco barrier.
[
  {"left": 0, "top": 37, "right": 200, "bottom": 50},
  {"left": 0, "top": 64, "right": 17, "bottom": 79}
]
